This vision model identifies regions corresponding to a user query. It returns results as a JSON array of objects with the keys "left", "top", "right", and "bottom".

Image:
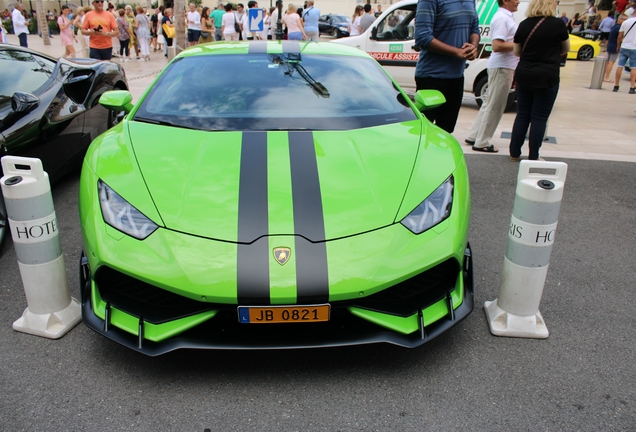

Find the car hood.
[{"left": 129, "top": 120, "right": 426, "bottom": 242}]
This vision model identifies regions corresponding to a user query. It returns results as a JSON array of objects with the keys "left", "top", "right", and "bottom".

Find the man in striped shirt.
[{"left": 414, "top": 0, "right": 480, "bottom": 133}]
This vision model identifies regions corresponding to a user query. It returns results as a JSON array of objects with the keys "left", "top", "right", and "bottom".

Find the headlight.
[
  {"left": 98, "top": 180, "right": 158, "bottom": 240},
  {"left": 401, "top": 176, "right": 453, "bottom": 234}
]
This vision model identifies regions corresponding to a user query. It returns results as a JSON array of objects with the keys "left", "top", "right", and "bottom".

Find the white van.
[{"left": 332, "top": 0, "right": 530, "bottom": 110}]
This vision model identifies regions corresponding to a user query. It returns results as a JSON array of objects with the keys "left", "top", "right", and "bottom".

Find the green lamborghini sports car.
[{"left": 79, "top": 41, "right": 473, "bottom": 355}]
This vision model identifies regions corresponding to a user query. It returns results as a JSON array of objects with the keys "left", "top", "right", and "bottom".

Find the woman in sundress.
[
  {"left": 125, "top": 5, "right": 140, "bottom": 59},
  {"left": 199, "top": 7, "right": 214, "bottom": 43},
  {"left": 135, "top": 6, "right": 151, "bottom": 61},
  {"left": 57, "top": 5, "right": 76, "bottom": 58}
]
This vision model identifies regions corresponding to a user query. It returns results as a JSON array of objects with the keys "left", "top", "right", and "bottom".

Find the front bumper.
[{"left": 80, "top": 245, "right": 473, "bottom": 356}]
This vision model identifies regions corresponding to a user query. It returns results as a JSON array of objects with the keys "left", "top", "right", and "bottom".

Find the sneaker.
[
  {"left": 137, "top": 58, "right": 146, "bottom": 61},
  {"left": 510, "top": 156, "right": 522, "bottom": 162},
  {"left": 613, "top": 86, "right": 619, "bottom": 92},
  {"left": 629, "top": 88, "right": 636, "bottom": 94}
]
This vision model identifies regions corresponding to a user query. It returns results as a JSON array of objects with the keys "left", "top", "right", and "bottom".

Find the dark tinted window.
[
  {"left": 331, "top": 15, "right": 349, "bottom": 23},
  {"left": 133, "top": 53, "right": 416, "bottom": 131},
  {"left": 0, "top": 50, "right": 56, "bottom": 107}
]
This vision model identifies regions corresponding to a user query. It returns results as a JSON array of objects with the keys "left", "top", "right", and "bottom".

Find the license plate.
[{"left": 238, "top": 304, "right": 330, "bottom": 324}]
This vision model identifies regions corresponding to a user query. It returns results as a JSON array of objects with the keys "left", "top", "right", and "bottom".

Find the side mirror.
[
  {"left": 99, "top": 90, "right": 134, "bottom": 114},
  {"left": 371, "top": 26, "right": 378, "bottom": 40},
  {"left": 413, "top": 89, "right": 446, "bottom": 111},
  {"left": 11, "top": 92, "right": 40, "bottom": 114}
]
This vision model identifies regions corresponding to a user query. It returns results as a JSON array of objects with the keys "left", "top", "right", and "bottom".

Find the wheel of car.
[
  {"left": 332, "top": 28, "right": 339, "bottom": 38},
  {"left": 504, "top": 91, "right": 516, "bottom": 112},
  {"left": 474, "top": 75, "right": 517, "bottom": 112},
  {"left": 577, "top": 45, "right": 594, "bottom": 61},
  {"left": 474, "top": 75, "right": 488, "bottom": 108}
]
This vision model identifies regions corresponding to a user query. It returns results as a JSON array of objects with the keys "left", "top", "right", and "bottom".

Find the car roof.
[
  {"left": 176, "top": 40, "right": 373, "bottom": 61},
  {"left": 0, "top": 43, "right": 58, "bottom": 63}
]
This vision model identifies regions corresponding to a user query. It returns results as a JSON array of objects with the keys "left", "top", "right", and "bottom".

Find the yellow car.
[{"left": 568, "top": 34, "right": 601, "bottom": 61}]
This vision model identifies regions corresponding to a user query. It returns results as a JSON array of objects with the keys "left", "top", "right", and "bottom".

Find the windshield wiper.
[
  {"left": 271, "top": 54, "right": 330, "bottom": 98},
  {"left": 134, "top": 116, "right": 194, "bottom": 130},
  {"left": 32, "top": 58, "right": 53, "bottom": 74}
]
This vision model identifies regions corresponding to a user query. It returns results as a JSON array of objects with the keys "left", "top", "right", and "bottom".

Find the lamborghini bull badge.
[{"left": 273, "top": 247, "right": 291, "bottom": 266}]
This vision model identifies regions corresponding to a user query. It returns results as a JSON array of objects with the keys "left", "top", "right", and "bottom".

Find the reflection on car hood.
[{"left": 129, "top": 121, "right": 424, "bottom": 242}]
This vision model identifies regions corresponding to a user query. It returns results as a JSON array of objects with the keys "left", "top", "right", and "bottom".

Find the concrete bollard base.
[
  {"left": 13, "top": 297, "right": 81, "bottom": 339},
  {"left": 167, "top": 46, "right": 182, "bottom": 61},
  {"left": 484, "top": 299, "right": 549, "bottom": 339}
]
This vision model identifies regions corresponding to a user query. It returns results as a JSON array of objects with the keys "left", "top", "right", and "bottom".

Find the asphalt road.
[{"left": 0, "top": 155, "right": 634, "bottom": 431}]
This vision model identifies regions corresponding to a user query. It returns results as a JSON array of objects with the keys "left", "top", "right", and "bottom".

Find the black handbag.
[{"left": 234, "top": 13, "right": 241, "bottom": 33}]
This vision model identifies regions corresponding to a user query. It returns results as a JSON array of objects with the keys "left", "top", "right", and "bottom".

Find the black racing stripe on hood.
[
  {"left": 289, "top": 131, "right": 329, "bottom": 304},
  {"left": 237, "top": 132, "right": 270, "bottom": 305},
  {"left": 248, "top": 40, "right": 268, "bottom": 54}
]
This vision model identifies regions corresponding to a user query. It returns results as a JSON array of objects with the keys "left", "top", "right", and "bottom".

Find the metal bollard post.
[
  {"left": 484, "top": 160, "right": 568, "bottom": 338},
  {"left": 590, "top": 54, "right": 608, "bottom": 89},
  {"left": 1, "top": 156, "right": 81, "bottom": 339}
]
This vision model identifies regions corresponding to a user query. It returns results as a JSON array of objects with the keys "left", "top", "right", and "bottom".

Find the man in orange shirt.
[{"left": 81, "top": 0, "right": 119, "bottom": 60}]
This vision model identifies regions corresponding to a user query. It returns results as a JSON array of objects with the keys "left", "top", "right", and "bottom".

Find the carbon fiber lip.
[{"left": 79, "top": 245, "right": 474, "bottom": 357}]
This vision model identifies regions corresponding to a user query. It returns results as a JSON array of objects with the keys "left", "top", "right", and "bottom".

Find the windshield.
[
  {"left": 133, "top": 53, "right": 416, "bottom": 131},
  {"left": 332, "top": 15, "right": 350, "bottom": 23},
  {"left": 0, "top": 50, "right": 56, "bottom": 109}
]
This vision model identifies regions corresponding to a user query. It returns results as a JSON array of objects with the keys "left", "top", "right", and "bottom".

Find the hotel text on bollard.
[
  {"left": 1, "top": 156, "right": 81, "bottom": 339},
  {"left": 484, "top": 160, "right": 568, "bottom": 338}
]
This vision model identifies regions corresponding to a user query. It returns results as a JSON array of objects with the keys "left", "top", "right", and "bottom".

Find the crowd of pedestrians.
[{"left": 4, "top": 1, "right": 328, "bottom": 55}]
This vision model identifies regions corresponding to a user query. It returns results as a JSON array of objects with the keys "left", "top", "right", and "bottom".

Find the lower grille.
[
  {"left": 95, "top": 267, "right": 212, "bottom": 323},
  {"left": 81, "top": 247, "right": 473, "bottom": 355},
  {"left": 349, "top": 258, "right": 460, "bottom": 316},
  {"left": 94, "top": 258, "right": 460, "bottom": 322}
]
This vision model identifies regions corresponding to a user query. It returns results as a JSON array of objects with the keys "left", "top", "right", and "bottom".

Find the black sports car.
[
  {"left": 319, "top": 14, "right": 350, "bottom": 38},
  {"left": 0, "top": 44, "right": 127, "bottom": 251}
]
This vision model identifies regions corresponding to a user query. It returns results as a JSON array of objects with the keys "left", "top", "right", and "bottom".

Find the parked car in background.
[
  {"left": 319, "top": 14, "right": 350, "bottom": 38},
  {"left": 0, "top": 43, "right": 127, "bottom": 252},
  {"left": 568, "top": 34, "right": 601, "bottom": 61}
]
